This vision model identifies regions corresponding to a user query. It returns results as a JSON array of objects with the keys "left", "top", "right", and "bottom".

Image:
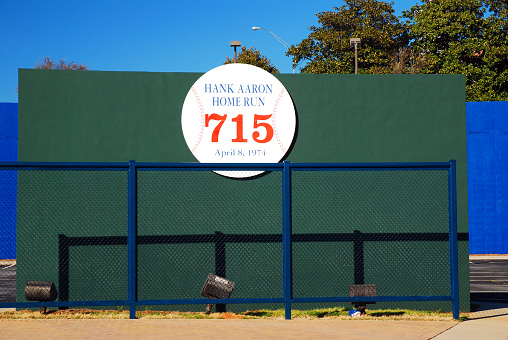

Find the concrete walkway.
[
  {"left": 0, "top": 318, "right": 457, "bottom": 340},
  {"left": 2, "top": 307, "right": 508, "bottom": 339},
  {"left": 4, "top": 307, "right": 508, "bottom": 340},
  {"left": 433, "top": 306, "right": 508, "bottom": 340}
]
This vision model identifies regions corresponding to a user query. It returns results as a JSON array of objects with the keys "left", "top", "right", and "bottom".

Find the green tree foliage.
[
  {"left": 404, "top": 0, "right": 508, "bottom": 101},
  {"left": 34, "top": 57, "right": 89, "bottom": 70},
  {"left": 287, "top": 0, "right": 507, "bottom": 100},
  {"left": 224, "top": 46, "right": 279, "bottom": 74},
  {"left": 286, "top": 0, "right": 409, "bottom": 74}
]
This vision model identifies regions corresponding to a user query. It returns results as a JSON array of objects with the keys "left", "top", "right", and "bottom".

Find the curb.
[
  {"left": 469, "top": 255, "right": 508, "bottom": 260},
  {"left": 0, "top": 260, "right": 16, "bottom": 265}
]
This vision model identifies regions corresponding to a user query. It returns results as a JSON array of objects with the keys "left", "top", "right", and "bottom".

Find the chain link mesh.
[
  {"left": 137, "top": 170, "right": 283, "bottom": 307},
  {"left": 15, "top": 169, "right": 128, "bottom": 303},
  {"left": 0, "top": 169, "right": 17, "bottom": 303},
  {"left": 292, "top": 169, "right": 451, "bottom": 300},
  {"left": 0, "top": 165, "right": 461, "bottom": 312}
]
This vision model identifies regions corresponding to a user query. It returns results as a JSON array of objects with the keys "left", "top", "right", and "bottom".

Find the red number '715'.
[{"left": 204, "top": 114, "right": 273, "bottom": 144}]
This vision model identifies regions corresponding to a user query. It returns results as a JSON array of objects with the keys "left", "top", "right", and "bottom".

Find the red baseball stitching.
[
  {"left": 271, "top": 88, "right": 287, "bottom": 154},
  {"left": 190, "top": 86, "right": 205, "bottom": 153}
]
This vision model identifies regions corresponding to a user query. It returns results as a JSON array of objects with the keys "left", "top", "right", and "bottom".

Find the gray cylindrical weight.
[{"left": 25, "top": 281, "right": 58, "bottom": 302}]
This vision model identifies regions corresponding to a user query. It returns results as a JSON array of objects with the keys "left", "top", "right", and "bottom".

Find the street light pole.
[
  {"left": 349, "top": 38, "right": 361, "bottom": 74},
  {"left": 252, "top": 27, "right": 295, "bottom": 74},
  {"left": 230, "top": 41, "right": 241, "bottom": 63}
]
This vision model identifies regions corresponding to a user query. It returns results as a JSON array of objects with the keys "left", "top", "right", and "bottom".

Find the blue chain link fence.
[{"left": 0, "top": 161, "right": 459, "bottom": 319}]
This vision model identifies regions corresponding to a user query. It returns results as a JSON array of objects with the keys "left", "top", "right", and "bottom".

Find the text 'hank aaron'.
[{"left": 204, "top": 84, "right": 273, "bottom": 94}]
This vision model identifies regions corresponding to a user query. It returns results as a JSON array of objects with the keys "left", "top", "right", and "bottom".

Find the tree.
[
  {"left": 403, "top": 0, "right": 508, "bottom": 101},
  {"left": 224, "top": 46, "right": 279, "bottom": 73},
  {"left": 17, "top": 57, "right": 89, "bottom": 93},
  {"left": 480, "top": 0, "right": 508, "bottom": 100},
  {"left": 287, "top": 0, "right": 409, "bottom": 74},
  {"left": 389, "top": 47, "right": 429, "bottom": 74},
  {"left": 34, "top": 56, "right": 89, "bottom": 71}
]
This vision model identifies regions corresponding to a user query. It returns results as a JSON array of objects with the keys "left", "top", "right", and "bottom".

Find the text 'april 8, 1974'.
[{"left": 215, "top": 149, "right": 267, "bottom": 158}]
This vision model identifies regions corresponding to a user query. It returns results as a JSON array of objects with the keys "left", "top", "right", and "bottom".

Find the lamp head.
[
  {"left": 350, "top": 37, "right": 361, "bottom": 47},
  {"left": 252, "top": 27, "right": 261, "bottom": 31}
]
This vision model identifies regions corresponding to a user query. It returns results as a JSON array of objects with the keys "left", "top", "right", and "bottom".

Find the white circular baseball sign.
[{"left": 181, "top": 64, "right": 296, "bottom": 178}]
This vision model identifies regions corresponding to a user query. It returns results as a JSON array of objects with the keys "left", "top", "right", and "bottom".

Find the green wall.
[
  {"left": 18, "top": 70, "right": 468, "bottom": 233},
  {"left": 17, "top": 69, "right": 468, "bottom": 311}
]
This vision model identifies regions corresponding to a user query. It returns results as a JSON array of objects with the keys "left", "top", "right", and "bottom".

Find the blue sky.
[{"left": 1, "top": 0, "right": 421, "bottom": 103}]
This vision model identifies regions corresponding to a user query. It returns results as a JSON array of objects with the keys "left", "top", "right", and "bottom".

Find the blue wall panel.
[
  {"left": 0, "top": 103, "right": 18, "bottom": 259},
  {"left": 467, "top": 102, "right": 508, "bottom": 254},
  {"left": 0, "top": 103, "right": 17, "bottom": 160}
]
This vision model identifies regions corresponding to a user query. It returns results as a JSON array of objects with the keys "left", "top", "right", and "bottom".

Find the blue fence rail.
[{"left": 0, "top": 160, "right": 459, "bottom": 319}]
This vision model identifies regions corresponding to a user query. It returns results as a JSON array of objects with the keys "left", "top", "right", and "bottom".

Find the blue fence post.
[
  {"left": 128, "top": 160, "right": 137, "bottom": 319},
  {"left": 448, "top": 160, "right": 459, "bottom": 319},
  {"left": 282, "top": 161, "right": 292, "bottom": 320}
]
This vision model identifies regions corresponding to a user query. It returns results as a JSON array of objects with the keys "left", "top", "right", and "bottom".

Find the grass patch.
[
  {"left": 243, "top": 307, "right": 463, "bottom": 321},
  {"left": 0, "top": 307, "right": 465, "bottom": 321}
]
